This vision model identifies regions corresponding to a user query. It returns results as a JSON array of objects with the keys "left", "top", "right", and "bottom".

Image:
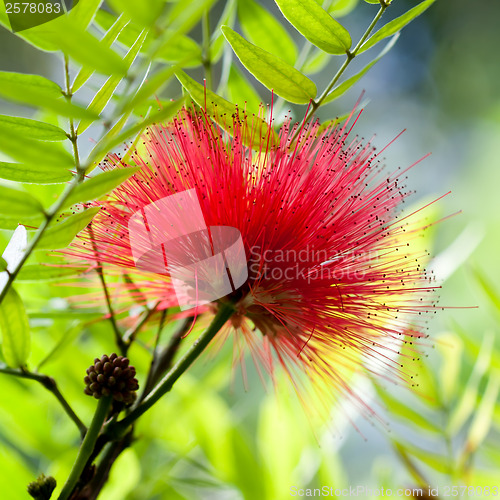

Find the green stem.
[
  {"left": 0, "top": 366, "right": 87, "bottom": 438},
  {"left": 58, "top": 396, "right": 112, "bottom": 500},
  {"left": 292, "top": 1, "right": 389, "bottom": 142},
  {"left": 112, "top": 303, "right": 234, "bottom": 435}
]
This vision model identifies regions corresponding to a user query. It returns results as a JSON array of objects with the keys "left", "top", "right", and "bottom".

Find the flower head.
[{"left": 70, "top": 107, "right": 436, "bottom": 414}]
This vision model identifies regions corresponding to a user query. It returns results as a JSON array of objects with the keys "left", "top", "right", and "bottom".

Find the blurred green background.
[{"left": 0, "top": 0, "right": 500, "bottom": 498}]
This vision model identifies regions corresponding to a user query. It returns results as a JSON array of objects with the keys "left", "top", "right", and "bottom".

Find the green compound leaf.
[
  {"left": 273, "top": 0, "right": 351, "bottom": 54},
  {"left": 17, "top": 265, "right": 86, "bottom": 282},
  {"left": 72, "top": 13, "right": 129, "bottom": 93},
  {"left": 175, "top": 70, "right": 278, "bottom": 149},
  {"left": 238, "top": 0, "right": 298, "bottom": 66},
  {"left": 0, "top": 115, "right": 68, "bottom": 141},
  {"left": 78, "top": 29, "right": 148, "bottom": 134},
  {"left": 63, "top": 167, "right": 140, "bottom": 209},
  {"left": 0, "top": 287, "right": 30, "bottom": 368},
  {"left": 0, "top": 71, "right": 98, "bottom": 119},
  {"left": 221, "top": 26, "right": 316, "bottom": 104},
  {"left": 0, "top": 162, "right": 73, "bottom": 184},
  {"left": 37, "top": 207, "right": 101, "bottom": 249},
  {"left": 359, "top": 0, "right": 436, "bottom": 54},
  {"left": 0, "top": 185, "right": 44, "bottom": 217},
  {"left": 323, "top": 34, "right": 399, "bottom": 103}
]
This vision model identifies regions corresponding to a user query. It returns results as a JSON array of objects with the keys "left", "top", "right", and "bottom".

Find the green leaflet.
[
  {"left": 0, "top": 123, "right": 73, "bottom": 169},
  {"left": 0, "top": 71, "right": 98, "bottom": 119},
  {"left": 0, "top": 287, "right": 30, "bottom": 368},
  {"left": 0, "top": 115, "right": 67, "bottom": 141},
  {"left": 221, "top": 26, "right": 316, "bottom": 104},
  {"left": 175, "top": 70, "right": 277, "bottom": 150},
  {"left": 0, "top": 185, "right": 44, "bottom": 217},
  {"left": 323, "top": 34, "right": 399, "bottom": 103},
  {"left": 274, "top": 0, "right": 351, "bottom": 54},
  {"left": 0, "top": 162, "right": 73, "bottom": 184},
  {"left": 37, "top": 207, "right": 101, "bottom": 249},
  {"left": 107, "top": 0, "right": 164, "bottom": 28},
  {"left": 227, "top": 66, "right": 262, "bottom": 114},
  {"left": 63, "top": 167, "right": 140, "bottom": 209},
  {"left": 238, "top": 0, "right": 298, "bottom": 66},
  {"left": 359, "top": 0, "right": 436, "bottom": 54}
]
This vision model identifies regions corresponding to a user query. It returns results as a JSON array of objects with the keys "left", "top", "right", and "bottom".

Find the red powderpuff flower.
[{"left": 69, "top": 107, "right": 437, "bottom": 417}]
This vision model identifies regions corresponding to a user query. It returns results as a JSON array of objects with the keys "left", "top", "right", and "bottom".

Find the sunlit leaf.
[
  {"left": 465, "top": 370, "right": 500, "bottom": 453},
  {"left": 37, "top": 207, "right": 101, "bottom": 249},
  {"left": 0, "top": 115, "right": 67, "bottom": 141},
  {"left": 0, "top": 185, "right": 44, "bottom": 217},
  {"left": 176, "top": 70, "right": 277, "bottom": 149},
  {"left": 69, "top": 0, "right": 103, "bottom": 30},
  {"left": 274, "top": 0, "right": 351, "bottom": 54},
  {"left": 107, "top": 0, "right": 164, "bottom": 27},
  {"left": 0, "top": 162, "right": 73, "bottom": 184},
  {"left": 227, "top": 66, "right": 262, "bottom": 113},
  {"left": 329, "top": 0, "right": 359, "bottom": 17},
  {"left": 72, "top": 13, "right": 129, "bottom": 93},
  {"left": 238, "top": 0, "right": 298, "bottom": 66},
  {"left": 0, "top": 287, "right": 30, "bottom": 368},
  {"left": 323, "top": 34, "right": 399, "bottom": 103},
  {"left": 436, "top": 332, "right": 464, "bottom": 404},
  {"left": 0, "top": 71, "right": 98, "bottom": 119},
  {"left": 44, "top": 19, "right": 129, "bottom": 75},
  {"left": 63, "top": 167, "right": 140, "bottom": 208},
  {"left": 359, "top": 0, "right": 436, "bottom": 54},
  {"left": 302, "top": 49, "right": 331, "bottom": 75},
  {"left": 221, "top": 26, "right": 316, "bottom": 104},
  {"left": 0, "top": 123, "right": 73, "bottom": 169},
  {"left": 78, "top": 30, "right": 148, "bottom": 134},
  {"left": 447, "top": 332, "right": 493, "bottom": 435},
  {"left": 210, "top": 0, "right": 237, "bottom": 63}
]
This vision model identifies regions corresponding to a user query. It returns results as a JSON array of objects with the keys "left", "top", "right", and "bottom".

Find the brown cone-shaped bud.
[
  {"left": 84, "top": 353, "right": 139, "bottom": 405},
  {"left": 27, "top": 474, "right": 57, "bottom": 500}
]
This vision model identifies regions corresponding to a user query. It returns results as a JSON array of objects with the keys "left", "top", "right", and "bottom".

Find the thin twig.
[{"left": 0, "top": 366, "right": 87, "bottom": 438}]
